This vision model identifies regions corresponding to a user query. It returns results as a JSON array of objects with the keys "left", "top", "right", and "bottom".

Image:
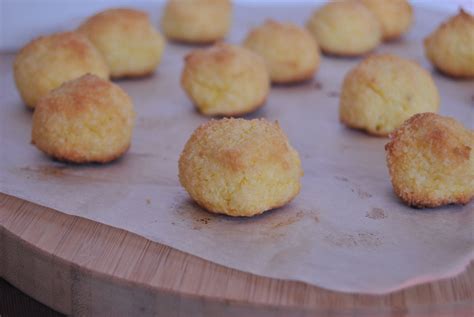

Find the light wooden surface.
[{"left": 1, "top": 193, "right": 473, "bottom": 316}]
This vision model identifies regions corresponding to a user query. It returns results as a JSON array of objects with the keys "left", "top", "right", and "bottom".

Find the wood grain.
[
  {"left": 1, "top": 193, "right": 473, "bottom": 316},
  {"left": 0, "top": 278, "right": 63, "bottom": 316}
]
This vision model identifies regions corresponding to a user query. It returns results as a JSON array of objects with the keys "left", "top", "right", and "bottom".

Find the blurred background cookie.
[
  {"left": 179, "top": 118, "right": 303, "bottom": 217},
  {"left": 32, "top": 74, "right": 135, "bottom": 163},
  {"left": 161, "top": 0, "right": 232, "bottom": 44},
  {"left": 306, "top": 1, "right": 381, "bottom": 56},
  {"left": 360, "top": 0, "right": 413, "bottom": 41},
  {"left": 339, "top": 54, "right": 439, "bottom": 136},
  {"left": 78, "top": 8, "right": 165, "bottom": 79},
  {"left": 181, "top": 43, "right": 269, "bottom": 116},
  {"left": 386, "top": 113, "right": 474, "bottom": 208},
  {"left": 13, "top": 32, "right": 109, "bottom": 109},
  {"left": 243, "top": 20, "right": 320, "bottom": 84},
  {"left": 424, "top": 9, "right": 474, "bottom": 78}
]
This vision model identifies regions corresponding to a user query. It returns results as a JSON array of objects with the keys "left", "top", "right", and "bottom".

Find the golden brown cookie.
[
  {"left": 179, "top": 118, "right": 303, "bottom": 217},
  {"left": 339, "top": 54, "right": 439, "bottom": 136},
  {"left": 32, "top": 74, "right": 135, "bottom": 163},
  {"left": 306, "top": 1, "right": 381, "bottom": 56},
  {"left": 360, "top": 0, "right": 413, "bottom": 41},
  {"left": 424, "top": 9, "right": 474, "bottom": 78},
  {"left": 78, "top": 8, "right": 165, "bottom": 78},
  {"left": 181, "top": 43, "right": 270, "bottom": 116},
  {"left": 13, "top": 32, "right": 109, "bottom": 109},
  {"left": 385, "top": 113, "right": 474, "bottom": 208},
  {"left": 243, "top": 20, "right": 320, "bottom": 84},
  {"left": 161, "top": 0, "right": 232, "bottom": 44}
]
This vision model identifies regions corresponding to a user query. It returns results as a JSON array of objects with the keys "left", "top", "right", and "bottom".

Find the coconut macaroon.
[
  {"left": 78, "top": 8, "right": 165, "bottom": 79},
  {"left": 181, "top": 43, "right": 270, "bottom": 116},
  {"left": 339, "top": 54, "right": 439, "bottom": 136},
  {"left": 424, "top": 9, "right": 474, "bottom": 78},
  {"left": 179, "top": 118, "right": 303, "bottom": 217},
  {"left": 13, "top": 32, "right": 109, "bottom": 109},
  {"left": 360, "top": 0, "right": 413, "bottom": 41},
  {"left": 161, "top": 0, "right": 232, "bottom": 44},
  {"left": 306, "top": 1, "right": 381, "bottom": 56},
  {"left": 243, "top": 20, "right": 320, "bottom": 84},
  {"left": 32, "top": 74, "right": 135, "bottom": 163},
  {"left": 386, "top": 113, "right": 474, "bottom": 208}
]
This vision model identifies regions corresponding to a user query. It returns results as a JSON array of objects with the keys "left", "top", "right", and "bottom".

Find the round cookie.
[
  {"left": 243, "top": 20, "right": 320, "bottom": 84},
  {"left": 385, "top": 113, "right": 474, "bottom": 208},
  {"left": 306, "top": 1, "right": 381, "bottom": 56},
  {"left": 360, "top": 0, "right": 413, "bottom": 41},
  {"left": 78, "top": 8, "right": 165, "bottom": 78},
  {"left": 32, "top": 74, "right": 135, "bottom": 163},
  {"left": 424, "top": 9, "right": 474, "bottom": 78},
  {"left": 13, "top": 32, "right": 109, "bottom": 109},
  {"left": 181, "top": 43, "right": 270, "bottom": 116},
  {"left": 179, "top": 118, "right": 303, "bottom": 217},
  {"left": 339, "top": 54, "right": 439, "bottom": 136},
  {"left": 161, "top": 0, "right": 232, "bottom": 44}
]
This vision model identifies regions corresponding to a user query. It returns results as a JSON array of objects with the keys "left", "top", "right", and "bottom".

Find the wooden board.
[{"left": 1, "top": 193, "right": 473, "bottom": 316}]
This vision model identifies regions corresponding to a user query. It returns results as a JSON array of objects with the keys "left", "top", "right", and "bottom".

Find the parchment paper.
[{"left": 1, "top": 5, "right": 473, "bottom": 294}]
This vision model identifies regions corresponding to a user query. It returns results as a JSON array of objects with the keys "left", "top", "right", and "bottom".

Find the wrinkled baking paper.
[{"left": 1, "top": 5, "right": 473, "bottom": 294}]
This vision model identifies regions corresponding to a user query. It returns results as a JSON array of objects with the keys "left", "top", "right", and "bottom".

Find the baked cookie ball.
[
  {"left": 161, "top": 0, "right": 232, "bottom": 44},
  {"left": 339, "top": 54, "right": 439, "bottom": 136},
  {"left": 13, "top": 32, "right": 109, "bottom": 109},
  {"left": 306, "top": 1, "right": 381, "bottom": 56},
  {"left": 424, "top": 9, "right": 474, "bottom": 78},
  {"left": 243, "top": 20, "right": 320, "bottom": 84},
  {"left": 386, "top": 113, "right": 474, "bottom": 208},
  {"left": 181, "top": 43, "right": 269, "bottom": 116},
  {"left": 179, "top": 118, "right": 303, "bottom": 217},
  {"left": 360, "top": 0, "right": 413, "bottom": 41},
  {"left": 78, "top": 8, "right": 165, "bottom": 78},
  {"left": 32, "top": 74, "right": 135, "bottom": 163}
]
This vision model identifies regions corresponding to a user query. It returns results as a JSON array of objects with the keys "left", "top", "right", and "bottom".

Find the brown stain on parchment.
[
  {"left": 260, "top": 229, "right": 286, "bottom": 239},
  {"left": 335, "top": 175, "right": 373, "bottom": 199},
  {"left": 334, "top": 176, "right": 349, "bottom": 182},
  {"left": 191, "top": 214, "right": 213, "bottom": 227},
  {"left": 366, "top": 207, "right": 387, "bottom": 220},
  {"left": 324, "top": 231, "right": 382, "bottom": 248},
  {"left": 352, "top": 187, "right": 372, "bottom": 199},
  {"left": 311, "top": 211, "right": 320, "bottom": 223},
  {"left": 259, "top": 209, "right": 320, "bottom": 240},
  {"left": 313, "top": 81, "right": 323, "bottom": 90},
  {"left": 192, "top": 217, "right": 212, "bottom": 230},
  {"left": 272, "top": 211, "right": 305, "bottom": 229},
  {"left": 173, "top": 200, "right": 216, "bottom": 231},
  {"left": 271, "top": 209, "right": 320, "bottom": 229},
  {"left": 20, "top": 165, "right": 67, "bottom": 179},
  {"left": 175, "top": 199, "right": 320, "bottom": 234}
]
